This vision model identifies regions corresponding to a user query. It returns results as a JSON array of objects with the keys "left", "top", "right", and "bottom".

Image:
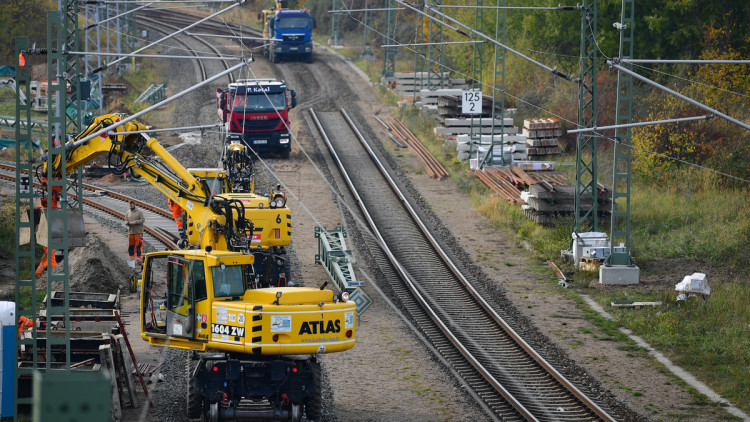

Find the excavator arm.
[{"left": 41, "top": 113, "right": 255, "bottom": 252}]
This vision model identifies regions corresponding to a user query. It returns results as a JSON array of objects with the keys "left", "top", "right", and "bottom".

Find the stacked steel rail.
[{"left": 380, "top": 115, "right": 449, "bottom": 180}]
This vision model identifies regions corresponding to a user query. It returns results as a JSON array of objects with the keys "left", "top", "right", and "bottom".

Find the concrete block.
[{"left": 600, "top": 265, "right": 640, "bottom": 285}]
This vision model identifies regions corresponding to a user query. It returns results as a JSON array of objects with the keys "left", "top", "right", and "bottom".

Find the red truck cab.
[{"left": 217, "top": 79, "right": 296, "bottom": 158}]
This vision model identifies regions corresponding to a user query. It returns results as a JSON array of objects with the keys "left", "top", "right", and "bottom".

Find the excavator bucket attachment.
[{"left": 36, "top": 208, "right": 86, "bottom": 248}]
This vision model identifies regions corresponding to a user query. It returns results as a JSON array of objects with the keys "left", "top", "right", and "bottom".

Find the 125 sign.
[{"left": 462, "top": 90, "right": 482, "bottom": 115}]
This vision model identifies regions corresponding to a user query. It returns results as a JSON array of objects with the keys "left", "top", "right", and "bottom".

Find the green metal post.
[
  {"left": 481, "top": 0, "right": 507, "bottom": 168},
  {"left": 425, "top": 0, "right": 444, "bottom": 90},
  {"left": 62, "top": 0, "right": 85, "bottom": 212},
  {"left": 14, "top": 35, "right": 38, "bottom": 418},
  {"left": 62, "top": 0, "right": 83, "bottom": 134},
  {"left": 469, "top": 0, "right": 483, "bottom": 152},
  {"left": 46, "top": 8, "right": 72, "bottom": 369},
  {"left": 412, "top": 9, "right": 426, "bottom": 103},
  {"left": 330, "top": 0, "right": 342, "bottom": 46},
  {"left": 382, "top": 0, "right": 396, "bottom": 77},
  {"left": 362, "top": 0, "right": 373, "bottom": 56},
  {"left": 574, "top": 0, "right": 598, "bottom": 233},
  {"left": 126, "top": 1, "right": 137, "bottom": 69},
  {"left": 607, "top": 0, "right": 635, "bottom": 265}
]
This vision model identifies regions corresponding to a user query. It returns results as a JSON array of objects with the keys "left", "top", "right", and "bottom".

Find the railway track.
[
  {"left": 0, "top": 163, "right": 178, "bottom": 251},
  {"left": 310, "top": 109, "right": 621, "bottom": 422}
]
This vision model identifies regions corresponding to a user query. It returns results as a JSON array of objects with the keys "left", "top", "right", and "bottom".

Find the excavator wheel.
[
  {"left": 209, "top": 402, "right": 220, "bottom": 422},
  {"left": 303, "top": 360, "right": 322, "bottom": 421},
  {"left": 290, "top": 403, "right": 302, "bottom": 422},
  {"left": 186, "top": 357, "right": 204, "bottom": 420}
]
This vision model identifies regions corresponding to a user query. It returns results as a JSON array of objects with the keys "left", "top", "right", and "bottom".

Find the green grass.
[
  {"left": 0, "top": 198, "right": 44, "bottom": 307},
  {"left": 606, "top": 285, "right": 750, "bottom": 410},
  {"left": 631, "top": 184, "right": 750, "bottom": 267},
  {"left": 0, "top": 199, "right": 15, "bottom": 257}
]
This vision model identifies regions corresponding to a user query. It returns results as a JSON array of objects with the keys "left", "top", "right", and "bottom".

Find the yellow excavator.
[{"left": 41, "top": 113, "right": 357, "bottom": 421}]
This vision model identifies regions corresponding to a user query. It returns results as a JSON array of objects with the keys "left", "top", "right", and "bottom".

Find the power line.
[
  {"left": 568, "top": 114, "right": 714, "bottom": 134},
  {"left": 623, "top": 59, "right": 750, "bottom": 64},
  {"left": 609, "top": 60, "right": 750, "bottom": 130},
  {"left": 436, "top": 4, "right": 581, "bottom": 10},
  {"left": 332, "top": 2, "right": 750, "bottom": 185},
  {"left": 630, "top": 62, "right": 750, "bottom": 99},
  {"left": 90, "top": 0, "right": 244, "bottom": 74},
  {"left": 397, "top": 0, "right": 579, "bottom": 82},
  {"left": 68, "top": 51, "right": 244, "bottom": 60}
]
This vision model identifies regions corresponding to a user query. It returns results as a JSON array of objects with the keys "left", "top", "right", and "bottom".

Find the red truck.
[{"left": 216, "top": 78, "right": 297, "bottom": 158}]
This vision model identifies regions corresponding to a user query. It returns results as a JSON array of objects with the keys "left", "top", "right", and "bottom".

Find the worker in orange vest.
[
  {"left": 18, "top": 315, "right": 34, "bottom": 339},
  {"left": 35, "top": 177, "right": 62, "bottom": 278},
  {"left": 167, "top": 198, "right": 187, "bottom": 241}
]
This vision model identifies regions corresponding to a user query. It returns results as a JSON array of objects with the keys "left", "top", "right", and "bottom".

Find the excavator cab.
[{"left": 140, "top": 250, "right": 255, "bottom": 351}]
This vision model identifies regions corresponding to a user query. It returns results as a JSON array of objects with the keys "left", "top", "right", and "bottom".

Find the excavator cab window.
[
  {"left": 212, "top": 264, "right": 245, "bottom": 298},
  {"left": 142, "top": 255, "right": 169, "bottom": 334},
  {"left": 188, "top": 260, "right": 207, "bottom": 302},
  {"left": 167, "top": 260, "right": 191, "bottom": 316},
  {"left": 165, "top": 257, "right": 196, "bottom": 339}
]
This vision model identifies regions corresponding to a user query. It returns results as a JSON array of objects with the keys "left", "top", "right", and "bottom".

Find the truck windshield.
[
  {"left": 277, "top": 17, "right": 309, "bottom": 29},
  {"left": 231, "top": 92, "right": 286, "bottom": 112},
  {"left": 212, "top": 265, "right": 245, "bottom": 297}
]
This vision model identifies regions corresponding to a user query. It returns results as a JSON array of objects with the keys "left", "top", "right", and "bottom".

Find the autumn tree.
[{"left": 632, "top": 15, "right": 750, "bottom": 184}]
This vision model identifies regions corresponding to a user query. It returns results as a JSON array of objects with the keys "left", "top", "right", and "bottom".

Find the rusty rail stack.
[
  {"left": 470, "top": 167, "right": 538, "bottom": 204},
  {"left": 382, "top": 116, "right": 449, "bottom": 180}
]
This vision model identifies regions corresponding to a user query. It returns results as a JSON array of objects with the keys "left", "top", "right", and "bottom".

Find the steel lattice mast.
[{"left": 574, "top": 0, "right": 598, "bottom": 233}]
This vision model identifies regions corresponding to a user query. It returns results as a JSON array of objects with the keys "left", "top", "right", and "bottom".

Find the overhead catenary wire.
[
  {"left": 82, "top": 1, "right": 153, "bottom": 30},
  {"left": 329, "top": 7, "right": 405, "bottom": 13},
  {"left": 334, "top": 2, "right": 577, "bottom": 127},
  {"left": 92, "top": 0, "right": 238, "bottom": 3},
  {"left": 382, "top": 40, "right": 485, "bottom": 47},
  {"left": 185, "top": 32, "right": 280, "bottom": 41},
  {"left": 567, "top": 115, "right": 714, "bottom": 134},
  {"left": 396, "top": 0, "right": 579, "bottom": 82},
  {"left": 588, "top": 20, "right": 750, "bottom": 99},
  {"left": 435, "top": 4, "right": 582, "bottom": 10},
  {"left": 68, "top": 51, "right": 244, "bottom": 60},
  {"left": 629, "top": 62, "right": 750, "bottom": 99},
  {"left": 111, "top": 123, "right": 224, "bottom": 136},
  {"left": 608, "top": 60, "right": 750, "bottom": 131},
  {"left": 89, "top": 0, "right": 245, "bottom": 75},
  {"left": 43, "top": 59, "right": 252, "bottom": 161},
  {"left": 622, "top": 59, "right": 750, "bottom": 64}
]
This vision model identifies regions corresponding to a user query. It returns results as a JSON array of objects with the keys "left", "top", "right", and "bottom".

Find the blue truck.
[{"left": 261, "top": 1, "right": 316, "bottom": 63}]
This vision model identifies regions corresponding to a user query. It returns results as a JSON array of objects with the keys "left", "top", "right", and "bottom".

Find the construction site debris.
[
  {"left": 675, "top": 272, "right": 711, "bottom": 300},
  {"left": 43, "top": 233, "right": 135, "bottom": 294}
]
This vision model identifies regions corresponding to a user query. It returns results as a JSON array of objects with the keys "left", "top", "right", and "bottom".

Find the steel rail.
[
  {"left": 312, "top": 109, "right": 535, "bottom": 420},
  {"left": 340, "top": 108, "right": 615, "bottom": 421},
  {"left": 310, "top": 109, "right": 618, "bottom": 421}
]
